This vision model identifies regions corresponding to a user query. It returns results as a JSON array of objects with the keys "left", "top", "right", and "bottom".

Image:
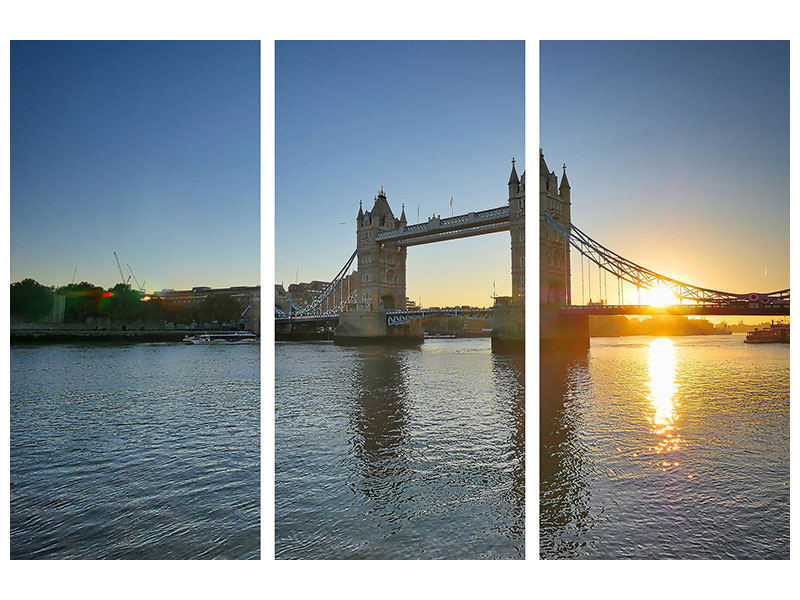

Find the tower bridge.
[
  {"left": 276, "top": 161, "right": 526, "bottom": 350},
  {"left": 540, "top": 148, "right": 789, "bottom": 348}
]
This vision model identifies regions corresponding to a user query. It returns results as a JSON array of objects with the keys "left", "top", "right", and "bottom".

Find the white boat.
[{"left": 182, "top": 331, "right": 258, "bottom": 344}]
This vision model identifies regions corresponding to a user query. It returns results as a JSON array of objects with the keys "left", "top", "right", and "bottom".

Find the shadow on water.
[
  {"left": 346, "top": 347, "right": 412, "bottom": 517},
  {"left": 539, "top": 345, "right": 595, "bottom": 559},
  {"left": 490, "top": 352, "right": 525, "bottom": 546}
]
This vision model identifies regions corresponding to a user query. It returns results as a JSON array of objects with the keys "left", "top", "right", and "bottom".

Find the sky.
[
  {"left": 541, "top": 41, "right": 789, "bottom": 313},
  {"left": 10, "top": 41, "right": 260, "bottom": 292},
  {"left": 276, "top": 41, "right": 524, "bottom": 308}
]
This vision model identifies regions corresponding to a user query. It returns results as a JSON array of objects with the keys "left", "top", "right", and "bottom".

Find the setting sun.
[{"left": 642, "top": 283, "right": 677, "bottom": 306}]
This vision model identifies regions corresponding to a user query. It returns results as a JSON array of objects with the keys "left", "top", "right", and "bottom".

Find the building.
[
  {"left": 353, "top": 188, "right": 408, "bottom": 312},
  {"left": 540, "top": 148, "right": 571, "bottom": 306},
  {"left": 508, "top": 158, "right": 526, "bottom": 301},
  {"left": 159, "top": 285, "right": 260, "bottom": 332}
]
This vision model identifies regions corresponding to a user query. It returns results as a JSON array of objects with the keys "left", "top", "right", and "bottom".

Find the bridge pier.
[
  {"left": 491, "top": 302, "right": 525, "bottom": 353},
  {"left": 334, "top": 311, "right": 423, "bottom": 345},
  {"left": 540, "top": 307, "right": 589, "bottom": 350}
]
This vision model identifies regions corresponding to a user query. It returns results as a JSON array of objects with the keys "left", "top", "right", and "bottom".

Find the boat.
[
  {"left": 744, "top": 321, "right": 789, "bottom": 344},
  {"left": 182, "top": 331, "right": 258, "bottom": 344}
]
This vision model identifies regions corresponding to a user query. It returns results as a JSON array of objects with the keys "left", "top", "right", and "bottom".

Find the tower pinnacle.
[
  {"left": 508, "top": 158, "right": 520, "bottom": 185},
  {"left": 559, "top": 163, "right": 570, "bottom": 192}
]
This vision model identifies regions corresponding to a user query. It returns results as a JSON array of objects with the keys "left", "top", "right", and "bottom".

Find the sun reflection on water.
[{"left": 646, "top": 338, "right": 681, "bottom": 454}]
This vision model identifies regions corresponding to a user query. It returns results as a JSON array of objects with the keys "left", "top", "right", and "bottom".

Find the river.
[
  {"left": 540, "top": 334, "right": 789, "bottom": 559},
  {"left": 275, "top": 337, "right": 525, "bottom": 559},
  {"left": 10, "top": 342, "right": 260, "bottom": 559}
]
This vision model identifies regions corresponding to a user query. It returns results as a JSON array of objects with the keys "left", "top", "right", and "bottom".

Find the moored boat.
[
  {"left": 744, "top": 321, "right": 789, "bottom": 344},
  {"left": 182, "top": 331, "right": 258, "bottom": 344}
]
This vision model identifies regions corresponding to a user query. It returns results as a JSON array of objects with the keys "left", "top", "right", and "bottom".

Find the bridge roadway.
[
  {"left": 275, "top": 307, "right": 494, "bottom": 326},
  {"left": 276, "top": 303, "right": 789, "bottom": 325},
  {"left": 563, "top": 303, "right": 790, "bottom": 316}
]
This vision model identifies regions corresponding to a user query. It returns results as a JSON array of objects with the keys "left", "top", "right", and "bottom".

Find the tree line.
[{"left": 10, "top": 278, "right": 244, "bottom": 326}]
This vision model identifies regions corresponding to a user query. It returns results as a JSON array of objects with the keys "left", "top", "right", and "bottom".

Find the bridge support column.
[
  {"left": 491, "top": 303, "right": 525, "bottom": 353},
  {"left": 334, "top": 311, "right": 423, "bottom": 345},
  {"left": 540, "top": 307, "right": 589, "bottom": 350}
]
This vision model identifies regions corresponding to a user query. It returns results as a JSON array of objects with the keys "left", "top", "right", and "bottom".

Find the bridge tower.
[
  {"left": 509, "top": 159, "right": 526, "bottom": 300},
  {"left": 354, "top": 188, "right": 407, "bottom": 312},
  {"left": 540, "top": 148, "right": 571, "bottom": 306},
  {"left": 539, "top": 148, "right": 588, "bottom": 349}
]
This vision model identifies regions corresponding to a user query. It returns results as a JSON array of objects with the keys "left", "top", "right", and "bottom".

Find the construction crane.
[
  {"left": 127, "top": 264, "right": 145, "bottom": 293},
  {"left": 113, "top": 251, "right": 127, "bottom": 286}
]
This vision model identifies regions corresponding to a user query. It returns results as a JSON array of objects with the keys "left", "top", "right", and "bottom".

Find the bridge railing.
[
  {"left": 386, "top": 307, "right": 493, "bottom": 326},
  {"left": 377, "top": 205, "right": 509, "bottom": 242}
]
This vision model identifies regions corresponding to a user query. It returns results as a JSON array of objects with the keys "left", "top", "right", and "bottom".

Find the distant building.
[
  {"left": 159, "top": 285, "right": 260, "bottom": 333},
  {"left": 282, "top": 275, "right": 357, "bottom": 312},
  {"left": 275, "top": 284, "right": 289, "bottom": 312}
]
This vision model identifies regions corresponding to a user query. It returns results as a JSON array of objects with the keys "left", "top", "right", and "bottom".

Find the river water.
[
  {"left": 10, "top": 342, "right": 260, "bottom": 559},
  {"left": 540, "top": 334, "right": 789, "bottom": 559},
  {"left": 275, "top": 338, "right": 525, "bottom": 559}
]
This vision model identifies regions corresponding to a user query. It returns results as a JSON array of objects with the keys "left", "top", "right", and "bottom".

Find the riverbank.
[{"left": 11, "top": 329, "right": 197, "bottom": 343}]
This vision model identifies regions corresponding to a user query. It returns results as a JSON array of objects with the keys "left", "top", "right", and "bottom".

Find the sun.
[{"left": 642, "top": 283, "right": 677, "bottom": 306}]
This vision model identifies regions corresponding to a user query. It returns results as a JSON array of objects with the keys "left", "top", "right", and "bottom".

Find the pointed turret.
[
  {"left": 540, "top": 148, "right": 553, "bottom": 193},
  {"left": 508, "top": 158, "right": 520, "bottom": 197},
  {"left": 371, "top": 187, "right": 395, "bottom": 227},
  {"left": 559, "top": 163, "right": 570, "bottom": 195},
  {"left": 400, "top": 203, "right": 407, "bottom": 224},
  {"left": 357, "top": 199, "right": 364, "bottom": 221},
  {"left": 508, "top": 158, "right": 519, "bottom": 185}
]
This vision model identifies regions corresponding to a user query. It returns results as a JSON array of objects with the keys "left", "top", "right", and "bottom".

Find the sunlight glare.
[
  {"left": 646, "top": 338, "right": 682, "bottom": 455},
  {"left": 642, "top": 283, "right": 677, "bottom": 306}
]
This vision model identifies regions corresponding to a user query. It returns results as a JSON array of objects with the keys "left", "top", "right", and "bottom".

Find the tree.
[
  {"left": 56, "top": 282, "right": 102, "bottom": 323},
  {"left": 100, "top": 284, "right": 143, "bottom": 324},
  {"left": 199, "top": 294, "right": 242, "bottom": 324},
  {"left": 10, "top": 279, "right": 55, "bottom": 322}
]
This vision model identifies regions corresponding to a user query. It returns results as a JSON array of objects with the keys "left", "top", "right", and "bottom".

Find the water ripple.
[
  {"left": 276, "top": 338, "right": 524, "bottom": 559},
  {"left": 11, "top": 343, "right": 260, "bottom": 560},
  {"left": 541, "top": 334, "right": 788, "bottom": 559}
]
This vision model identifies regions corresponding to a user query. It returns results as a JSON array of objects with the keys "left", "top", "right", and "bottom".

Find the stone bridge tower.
[
  {"left": 354, "top": 188, "right": 407, "bottom": 311},
  {"left": 508, "top": 159, "right": 526, "bottom": 300},
  {"left": 539, "top": 148, "right": 571, "bottom": 306}
]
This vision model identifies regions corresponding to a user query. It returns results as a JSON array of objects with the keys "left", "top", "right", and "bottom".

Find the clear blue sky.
[
  {"left": 276, "top": 41, "right": 524, "bottom": 307},
  {"left": 541, "top": 41, "right": 789, "bottom": 303},
  {"left": 11, "top": 41, "right": 260, "bottom": 291}
]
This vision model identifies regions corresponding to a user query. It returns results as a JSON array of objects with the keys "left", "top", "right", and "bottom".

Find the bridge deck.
[
  {"left": 563, "top": 304, "right": 790, "bottom": 316},
  {"left": 376, "top": 206, "right": 509, "bottom": 246}
]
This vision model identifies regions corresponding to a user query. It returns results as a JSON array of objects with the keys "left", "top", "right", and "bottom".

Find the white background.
[{"left": 1, "top": 1, "right": 797, "bottom": 597}]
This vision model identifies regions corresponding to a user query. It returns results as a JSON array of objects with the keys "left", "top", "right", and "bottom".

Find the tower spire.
[
  {"left": 559, "top": 163, "right": 570, "bottom": 193},
  {"left": 508, "top": 157, "right": 519, "bottom": 185}
]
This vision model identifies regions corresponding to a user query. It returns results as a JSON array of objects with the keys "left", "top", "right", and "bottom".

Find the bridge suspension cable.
[
  {"left": 280, "top": 249, "right": 358, "bottom": 317},
  {"left": 545, "top": 213, "right": 789, "bottom": 305}
]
